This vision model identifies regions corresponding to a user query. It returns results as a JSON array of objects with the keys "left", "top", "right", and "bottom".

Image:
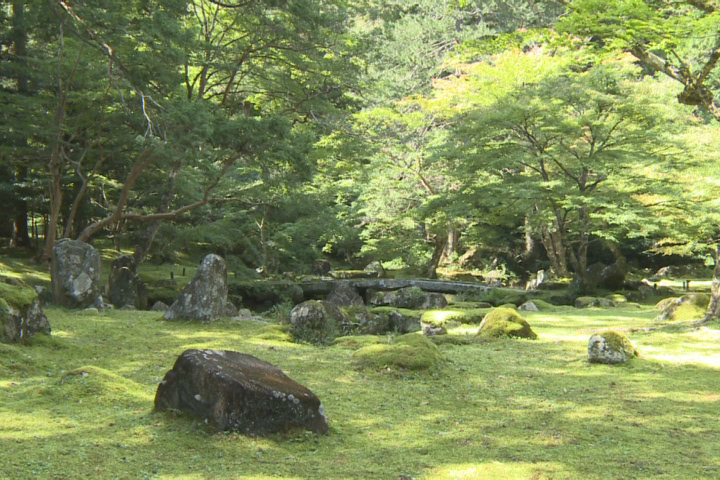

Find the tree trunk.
[
  {"left": 703, "top": 246, "right": 720, "bottom": 323},
  {"left": 425, "top": 235, "right": 448, "bottom": 279},
  {"left": 12, "top": 169, "right": 31, "bottom": 247},
  {"left": 10, "top": 2, "right": 31, "bottom": 248},
  {"left": 440, "top": 225, "right": 460, "bottom": 264},
  {"left": 539, "top": 224, "right": 569, "bottom": 277}
]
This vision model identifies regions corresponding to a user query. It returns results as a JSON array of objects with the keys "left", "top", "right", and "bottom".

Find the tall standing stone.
[
  {"left": 51, "top": 239, "right": 102, "bottom": 308},
  {"left": 163, "top": 254, "right": 227, "bottom": 322},
  {"left": 107, "top": 255, "right": 147, "bottom": 310},
  {"left": 0, "top": 278, "right": 51, "bottom": 343}
]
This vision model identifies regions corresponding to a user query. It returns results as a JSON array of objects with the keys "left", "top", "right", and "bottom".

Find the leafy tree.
[{"left": 559, "top": 0, "right": 720, "bottom": 313}]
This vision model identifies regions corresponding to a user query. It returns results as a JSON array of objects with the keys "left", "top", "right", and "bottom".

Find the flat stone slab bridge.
[{"left": 298, "top": 278, "right": 495, "bottom": 297}]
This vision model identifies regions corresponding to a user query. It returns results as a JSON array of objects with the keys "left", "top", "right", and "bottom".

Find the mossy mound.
[
  {"left": 421, "top": 308, "right": 488, "bottom": 327},
  {"left": 428, "top": 334, "right": 479, "bottom": 346},
  {"left": 59, "top": 366, "right": 150, "bottom": 407},
  {"left": 476, "top": 288, "right": 529, "bottom": 307},
  {"left": 253, "top": 324, "right": 292, "bottom": 342},
  {"left": 352, "top": 334, "right": 444, "bottom": 370},
  {"left": 477, "top": 308, "right": 537, "bottom": 340},
  {"left": 605, "top": 293, "right": 628, "bottom": 304},
  {"left": 334, "top": 335, "right": 384, "bottom": 349}
]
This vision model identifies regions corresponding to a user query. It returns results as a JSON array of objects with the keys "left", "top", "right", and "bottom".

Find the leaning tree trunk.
[
  {"left": 702, "top": 246, "right": 720, "bottom": 323},
  {"left": 425, "top": 235, "right": 448, "bottom": 279}
]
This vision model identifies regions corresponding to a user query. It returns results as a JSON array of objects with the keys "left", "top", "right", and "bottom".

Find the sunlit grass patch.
[{"left": 1, "top": 299, "right": 720, "bottom": 479}]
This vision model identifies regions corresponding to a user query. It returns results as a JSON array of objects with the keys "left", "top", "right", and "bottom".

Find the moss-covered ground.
[{"left": 1, "top": 302, "right": 719, "bottom": 480}]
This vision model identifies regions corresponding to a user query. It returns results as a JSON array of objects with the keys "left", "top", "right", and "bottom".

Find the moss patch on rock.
[
  {"left": 477, "top": 308, "right": 537, "bottom": 340},
  {"left": 0, "top": 279, "right": 38, "bottom": 309},
  {"left": 352, "top": 333, "right": 444, "bottom": 370}
]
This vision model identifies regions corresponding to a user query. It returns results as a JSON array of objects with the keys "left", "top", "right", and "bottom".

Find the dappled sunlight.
[{"left": 425, "top": 462, "right": 565, "bottom": 480}]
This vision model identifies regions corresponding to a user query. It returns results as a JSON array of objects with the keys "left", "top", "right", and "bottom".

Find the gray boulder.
[
  {"left": 387, "top": 309, "right": 422, "bottom": 334},
  {"left": 51, "top": 239, "right": 102, "bottom": 308},
  {"left": 164, "top": 254, "right": 227, "bottom": 322},
  {"left": 1, "top": 278, "right": 51, "bottom": 343},
  {"left": 363, "top": 261, "right": 386, "bottom": 278},
  {"left": 326, "top": 282, "right": 364, "bottom": 307},
  {"left": 154, "top": 349, "right": 329, "bottom": 435},
  {"left": 518, "top": 301, "right": 539, "bottom": 312},
  {"left": 368, "top": 287, "right": 448, "bottom": 310},
  {"left": 107, "top": 255, "right": 147, "bottom": 310},
  {"left": 588, "top": 331, "right": 637, "bottom": 364}
]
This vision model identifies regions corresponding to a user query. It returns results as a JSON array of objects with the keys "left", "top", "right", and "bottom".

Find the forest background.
[{"left": 2, "top": 0, "right": 720, "bottom": 315}]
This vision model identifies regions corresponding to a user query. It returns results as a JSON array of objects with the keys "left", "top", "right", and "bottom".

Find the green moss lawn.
[{"left": 1, "top": 300, "right": 719, "bottom": 480}]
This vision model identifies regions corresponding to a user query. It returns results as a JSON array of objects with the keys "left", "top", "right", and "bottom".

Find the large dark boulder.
[
  {"left": 154, "top": 349, "right": 329, "bottom": 435},
  {"left": 51, "top": 239, "right": 102, "bottom": 308},
  {"left": 0, "top": 278, "right": 51, "bottom": 343},
  {"left": 107, "top": 255, "right": 148, "bottom": 310},
  {"left": 164, "top": 254, "right": 227, "bottom": 322}
]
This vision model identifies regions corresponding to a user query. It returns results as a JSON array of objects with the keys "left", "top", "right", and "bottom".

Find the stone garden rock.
[
  {"left": 154, "top": 349, "right": 329, "bottom": 435},
  {"left": 518, "top": 301, "right": 539, "bottom": 312},
  {"left": 164, "top": 254, "right": 227, "bottom": 322},
  {"left": 367, "top": 286, "right": 448, "bottom": 310},
  {"left": 225, "top": 301, "right": 239, "bottom": 317},
  {"left": 107, "top": 255, "right": 148, "bottom": 310},
  {"left": 477, "top": 308, "right": 537, "bottom": 339},
  {"left": 655, "top": 293, "right": 709, "bottom": 322},
  {"left": 313, "top": 259, "right": 332, "bottom": 276},
  {"left": 363, "top": 261, "right": 386, "bottom": 278},
  {"left": 0, "top": 278, "right": 51, "bottom": 343},
  {"left": 326, "top": 282, "right": 364, "bottom": 307},
  {"left": 150, "top": 301, "right": 169, "bottom": 311},
  {"left": 588, "top": 331, "right": 637, "bottom": 364},
  {"left": 51, "top": 238, "right": 102, "bottom": 308},
  {"left": 289, "top": 300, "right": 349, "bottom": 345}
]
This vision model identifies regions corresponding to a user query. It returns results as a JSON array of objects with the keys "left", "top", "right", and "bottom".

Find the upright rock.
[
  {"left": 0, "top": 278, "right": 51, "bottom": 343},
  {"left": 164, "top": 254, "right": 227, "bottom": 322},
  {"left": 51, "top": 239, "right": 102, "bottom": 308},
  {"left": 107, "top": 255, "right": 147, "bottom": 310},
  {"left": 155, "top": 349, "right": 329, "bottom": 435}
]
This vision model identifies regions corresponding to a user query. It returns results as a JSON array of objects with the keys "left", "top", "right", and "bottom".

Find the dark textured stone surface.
[
  {"left": 0, "top": 278, "right": 51, "bottom": 343},
  {"left": 107, "top": 255, "right": 148, "bottom": 310},
  {"left": 164, "top": 254, "right": 227, "bottom": 322},
  {"left": 51, "top": 239, "right": 102, "bottom": 308},
  {"left": 289, "top": 300, "right": 349, "bottom": 345},
  {"left": 154, "top": 349, "right": 329, "bottom": 435},
  {"left": 368, "top": 286, "right": 448, "bottom": 310},
  {"left": 326, "top": 282, "right": 364, "bottom": 307}
]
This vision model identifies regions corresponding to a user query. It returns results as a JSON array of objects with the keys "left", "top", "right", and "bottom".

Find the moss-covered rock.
[
  {"left": 588, "top": 330, "right": 637, "bottom": 364},
  {"left": 334, "top": 335, "right": 384, "bottom": 349},
  {"left": 575, "top": 296, "right": 615, "bottom": 309},
  {"left": 0, "top": 278, "right": 51, "bottom": 343},
  {"left": 420, "top": 308, "right": 487, "bottom": 326},
  {"left": 605, "top": 293, "right": 628, "bottom": 304},
  {"left": 352, "top": 333, "right": 444, "bottom": 370},
  {"left": 477, "top": 308, "right": 537, "bottom": 340},
  {"left": 289, "top": 300, "right": 348, "bottom": 345},
  {"left": 655, "top": 293, "right": 709, "bottom": 323},
  {"left": 368, "top": 287, "right": 447, "bottom": 310},
  {"left": 368, "top": 307, "right": 422, "bottom": 333}
]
